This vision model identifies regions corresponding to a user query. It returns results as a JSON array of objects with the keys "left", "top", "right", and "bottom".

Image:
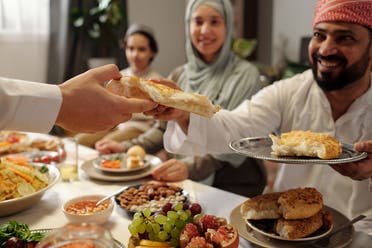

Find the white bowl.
[
  {"left": 62, "top": 194, "right": 114, "bottom": 224},
  {"left": 0, "top": 164, "right": 60, "bottom": 217}
]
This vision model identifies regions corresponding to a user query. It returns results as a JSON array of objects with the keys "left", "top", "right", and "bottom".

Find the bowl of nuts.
[
  {"left": 115, "top": 182, "right": 188, "bottom": 214},
  {"left": 62, "top": 194, "right": 114, "bottom": 224}
]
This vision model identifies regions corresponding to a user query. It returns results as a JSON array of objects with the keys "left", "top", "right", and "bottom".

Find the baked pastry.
[
  {"left": 127, "top": 145, "right": 146, "bottom": 160},
  {"left": 269, "top": 130, "right": 342, "bottom": 159},
  {"left": 278, "top": 187, "right": 323, "bottom": 220},
  {"left": 240, "top": 192, "right": 282, "bottom": 220},
  {"left": 126, "top": 156, "right": 143, "bottom": 169},
  {"left": 106, "top": 76, "right": 220, "bottom": 118},
  {"left": 275, "top": 210, "right": 323, "bottom": 239}
]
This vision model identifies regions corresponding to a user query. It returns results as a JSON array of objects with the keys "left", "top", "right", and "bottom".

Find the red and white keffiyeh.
[{"left": 313, "top": 0, "right": 372, "bottom": 28}]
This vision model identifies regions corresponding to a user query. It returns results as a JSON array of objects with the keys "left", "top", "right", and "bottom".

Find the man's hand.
[
  {"left": 95, "top": 139, "right": 126, "bottom": 154},
  {"left": 144, "top": 79, "right": 190, "bottom": 133},
  {"left": 56, "top": 64, "right": 157, "bottom": 133},
  {"left": 330, "top": 140, "right": 372, "bottom": 180},
  {"left": 152, "top": 158, "right": 189, "bottom": 182}
]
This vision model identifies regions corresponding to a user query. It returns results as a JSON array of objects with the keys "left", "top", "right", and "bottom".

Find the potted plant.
[{"left": 71, "top": 0, "right": 126, "bottom": 68}]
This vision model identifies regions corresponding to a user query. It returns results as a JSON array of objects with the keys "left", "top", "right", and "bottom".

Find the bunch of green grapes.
[{"left": 128, "top": 202, "right": 202, "bottom": 246}]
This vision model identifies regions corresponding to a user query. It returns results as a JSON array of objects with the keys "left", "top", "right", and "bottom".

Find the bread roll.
[
  {"left": 278, "top": 187, "right": 323, "bottom": 220},
  {"left": 106, "top": 76, "right": 220, "bottom": 118},
  {"left": 240, "top": 192, "right": 282, "bottom": 220},
  {"left": 269, "top": 130, "right": 342, "bottom": 159},
  {"left": 275, "top": 210, "right": 323, "bottom": 239},
  {"left": 126, "top": 156, "right": 143, "bottom": 169},
  {"left": 127, "top": 145, "right": 146, "bottom": 160}
]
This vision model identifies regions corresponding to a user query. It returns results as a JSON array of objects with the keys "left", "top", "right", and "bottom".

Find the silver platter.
[{"left": 229, "top": 137, "right": 367, "bottom": 164}]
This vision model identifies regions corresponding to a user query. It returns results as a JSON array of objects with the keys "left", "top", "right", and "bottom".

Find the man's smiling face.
[{"left": 308, "top": 22, "right": 372, "bottom": 91}]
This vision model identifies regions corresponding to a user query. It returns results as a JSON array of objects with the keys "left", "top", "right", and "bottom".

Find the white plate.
[
  {"left": 246, "top": 218, "right": 332, "bottom": 242},
  {"left": 0, "top": 164, "right": 60, "bottom": 217},
  {"left": 92, "top": 153, "right": 150, "bottom": 173},
  {"left": 81, "top": 155, "right": 161, "bottom": 182},
  {"left": 229, "top": 137, "right": 367, "bottom": 164},
  {"left": 230, "top": 203, "right": 354, "bottom": 248}
]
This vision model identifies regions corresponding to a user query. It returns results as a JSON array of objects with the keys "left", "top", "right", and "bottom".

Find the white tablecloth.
[
  {"left": 0, "top": 137, "right": 252, "bottom": 247},
  {"left": 1, "top": 135, "right": 370, "bottom": 247}
]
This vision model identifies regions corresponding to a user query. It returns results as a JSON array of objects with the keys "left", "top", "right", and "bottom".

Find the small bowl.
[{"left": 62, "top": 194, "right": 114, "bottom": 224}]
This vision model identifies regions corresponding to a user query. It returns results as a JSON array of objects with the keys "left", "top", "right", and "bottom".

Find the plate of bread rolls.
[{"left": 230, "top": 187, "right": 354, "bottom": 247}]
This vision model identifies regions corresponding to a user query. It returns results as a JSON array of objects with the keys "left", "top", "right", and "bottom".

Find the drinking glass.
[{"left": 59, "top": 138, "right": 79, "bottom": 182}]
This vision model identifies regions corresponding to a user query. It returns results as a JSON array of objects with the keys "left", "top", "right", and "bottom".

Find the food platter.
[
  {"left": 0, "top": 130, "right": 64, "bottom": 157},
  {"left": 229, "top": 137, "right": 368, "bottom": 164},
  {"left": 31, "top": 228, "right": 125, "bottom": 248},
  {"left": 92, "top": 153, "right": 151, "bottom": 173},
  {"left": 246, "top": 218, "right": 332, "bottom": 242},
  {"left": 4, "top": 149, "right": 66, "bottom": 165},
  {"left": 0, "top": 164, "right": 60, "bottom": 217},
  {"left": 81, "top": 155, "right": 161, "bottom": 182},
  {"left": 230, "top": 203, "right": 354, "bottom": 248},
  {"left": 114, "top": 182, "right": 189, "bottom": 214}
]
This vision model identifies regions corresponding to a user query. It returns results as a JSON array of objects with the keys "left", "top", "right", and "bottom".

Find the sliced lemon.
[
  {"left": 139, "top": 239, "right": 173, "bottom": 247},
  {"left": 17, "top": 182, "right": 36, "bottom": 196}
]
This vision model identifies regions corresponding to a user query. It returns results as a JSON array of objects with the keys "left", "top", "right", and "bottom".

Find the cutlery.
[
  {"left": 309, "top": 214, "right": 366, "bottom": 248},
  {"left": 96, "top": 185, "right": 129, "bottom": 206}
]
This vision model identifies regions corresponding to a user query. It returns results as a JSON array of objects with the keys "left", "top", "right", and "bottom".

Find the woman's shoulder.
[
  {"left": 229, "top": 55, "right": 259, "bottom": 76},
  {"left": 168, "top": 64, "right": 186, "bottom": 82}
]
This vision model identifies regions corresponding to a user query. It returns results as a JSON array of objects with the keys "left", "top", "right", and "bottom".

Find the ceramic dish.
[
  {"left": 92, "top": 153, "right": 150, "bottom": 173},
  {"left": 5, "top": 149, "right": 66, "bottom": 165},
  {"left": 31, "top": 228, "right": 125, "bottom": 248},
  {"left": 62, "top": 194, "right": 115, "bottom": 224},
  {"left": 246, "top": 218, "right": 332, "bottom": 242},
  {"left": 229, "top": 137, "right": 367, "bottom": 164},
  {"left": 0, "top": 164, "right": 60, "bottom": 217},
  {"left": 115, "top": 182, "right": 189, "bottom": 214},
  {"left": 230, "top": 203, "right": 354, "bottom": 248},
  {"left": 81, "top": 155, "right": 161, "bottom": 182}
]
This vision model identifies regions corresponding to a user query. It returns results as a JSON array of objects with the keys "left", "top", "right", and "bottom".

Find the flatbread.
[{"left": 106, "top": 76, "right": 220, "bottom": 118}]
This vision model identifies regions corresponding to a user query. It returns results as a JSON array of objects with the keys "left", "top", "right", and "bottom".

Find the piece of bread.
[
  {"left": 269, "top": 130, "right": 342, "bottom": 159},
  {"left": 240, "top": 192, "right": 282, "bottom": 220},
  {"left": 126, "top": 156, "right": 143, "bottom": 169},
  {"left": 106, "top": 76, "right": 220, "bottom": 118},
  {"left": 278, "top": 187, "right": 323, "bottom": 220},
  {"left": 127, "top": 145, "right": 146, "bottom": 160},
  {"left": 275, "top": 210, "right": 323, "bottom": 239}
]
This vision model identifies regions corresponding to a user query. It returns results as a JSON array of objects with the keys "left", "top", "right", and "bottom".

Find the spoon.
[
  {"left": 96, "top": 185, "right": 129, "bottom": 206},
  {"left": 309, "top": 214, "right": 366, "bottom": 247}
]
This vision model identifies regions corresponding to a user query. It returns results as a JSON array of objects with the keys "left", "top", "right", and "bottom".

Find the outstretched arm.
[{"left": 56, "top": 64, "right": 157, "bottom": 133}]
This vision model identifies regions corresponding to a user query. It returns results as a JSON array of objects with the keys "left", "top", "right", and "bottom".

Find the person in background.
[
  {"left": 146, "top": 0, "right": 372, "bottom": 233},
  {"left": 0, "top": 64, "right": 157, "bottom": 133},
  {"left": 96, "top": 0, "right": 266, "bottom": 197},
  {"left": 75, "top": 24, "right": 162, "bottom": 148}
]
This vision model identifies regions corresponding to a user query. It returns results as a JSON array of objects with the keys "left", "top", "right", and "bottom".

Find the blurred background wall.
[{"left": 0, "top": 0, "right": 316, "bottom": 84}]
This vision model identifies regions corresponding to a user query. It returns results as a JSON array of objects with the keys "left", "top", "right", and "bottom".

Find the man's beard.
[{"left": 311, "top": 48, "right": 370, "bottom": 91}]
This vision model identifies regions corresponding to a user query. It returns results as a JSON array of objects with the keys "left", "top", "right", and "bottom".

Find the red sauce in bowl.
[{"left": 65, "top": 200, "right": 110, "bottom": 215}]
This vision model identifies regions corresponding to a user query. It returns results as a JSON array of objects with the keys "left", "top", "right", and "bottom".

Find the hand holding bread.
[{"left": 106, "top": 76, "right": 220, "bottom": 118}]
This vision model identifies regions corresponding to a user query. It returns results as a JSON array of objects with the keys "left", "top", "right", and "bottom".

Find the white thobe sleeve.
[{"left": 0, "top": 77, "right": 62, "bottom": 133}]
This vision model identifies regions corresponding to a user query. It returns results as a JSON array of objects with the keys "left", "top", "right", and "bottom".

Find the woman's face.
[
  {"left": 125, "top": 33, "right": 154, "bottom": 73},
  {"left": 190, "top": 4, "right": 226, "bottom": 63}
]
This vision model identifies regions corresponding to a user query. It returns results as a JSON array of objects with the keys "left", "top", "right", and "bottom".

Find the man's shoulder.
[{"left": 276, "top": 69, "right": 314, "bottom": 87}]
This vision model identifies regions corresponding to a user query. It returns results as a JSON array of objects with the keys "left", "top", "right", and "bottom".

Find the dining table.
[{"left": 1, "top": 134, "right": 371, "bottom": 248}]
